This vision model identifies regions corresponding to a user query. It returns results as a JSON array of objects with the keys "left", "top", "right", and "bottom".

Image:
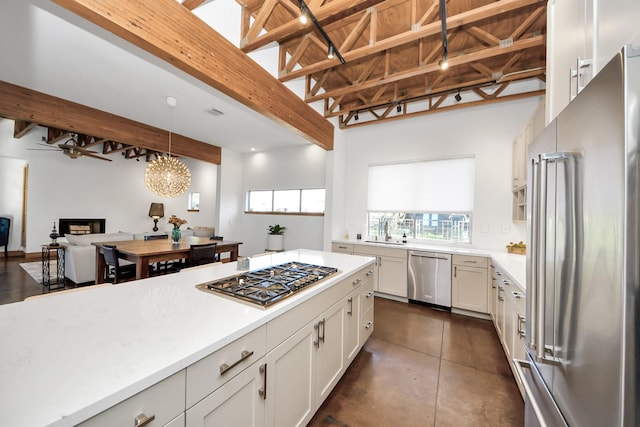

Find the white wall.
[
  {"left": 334, "top": 97, "right": 542, "bottom": 251},
  {"left": 0, "top": 119, "right": 218, "bottom": 253},
  {"left": 217, "top": 148, "right": 244, "bottom": 245},
  {"left": 0, "top": 156, "right": 25, "bottom": 251},
  {"left": 239, "top": 144, "right": 327, "bottom": 256}
]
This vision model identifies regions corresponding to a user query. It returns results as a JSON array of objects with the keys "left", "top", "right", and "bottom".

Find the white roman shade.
[{"left": 367, "top": 157, "right": 475, "bottom": 212}]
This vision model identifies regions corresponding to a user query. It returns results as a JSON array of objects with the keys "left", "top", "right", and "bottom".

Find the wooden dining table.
[{"left": 93, "top": 237, "right": 242, "bottom": 283}]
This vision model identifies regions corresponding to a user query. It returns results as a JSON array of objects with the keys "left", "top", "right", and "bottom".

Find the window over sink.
[{"left": 367, "top": 157, "right": 474, "bottom": 243}]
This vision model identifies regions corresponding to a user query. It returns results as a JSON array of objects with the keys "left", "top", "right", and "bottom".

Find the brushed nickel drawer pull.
[
  {"left": 134, "top": 413, "right": 156, "bottom": 427},
  {"left": 352, "top": 278, "right": 362, "bottom": 285},
  {"left": 366, "top": 270, "right": 374, "bottom": 276},
  {"left": 258, "top": 363, "right": 267, "bottom": 400},
  {"left": 364, "top": 321, "right": 373, "bottom": 329},
  {"left": 366, "top": 291, "right": 374, "bottom": 298},
  {"left": 347, "top": 297, "right": 353, "bottom": 316},
  {"left": 219, "top": 350, "right": 254, "bottom": 375}
]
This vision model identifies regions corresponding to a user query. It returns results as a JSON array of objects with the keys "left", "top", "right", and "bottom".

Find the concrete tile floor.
[{"left": 308, "top": 297, "right": 524, "bottom": 427}]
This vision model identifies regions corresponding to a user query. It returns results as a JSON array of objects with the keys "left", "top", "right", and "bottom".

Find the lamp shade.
[{"left": 148, "top": 203, "right": 165, "bottom": 219}]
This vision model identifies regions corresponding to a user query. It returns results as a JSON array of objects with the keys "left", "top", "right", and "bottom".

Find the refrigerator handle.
[
  {"left": 535, "top": 155, "right": 548, "bottom": 363},
  {"left": 535, "top": 152, "right": 580, "bottom": 366},
  {"left": 528, "top": 157, "right": 539, "bottom": 353}
]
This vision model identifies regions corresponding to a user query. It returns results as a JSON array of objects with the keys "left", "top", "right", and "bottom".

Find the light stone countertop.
[
  {"left": 332, "top": 239, "right": 526, "bottom": 291},
  {"left": 0, "top": 249, "right": 375, "bottom": 427}
]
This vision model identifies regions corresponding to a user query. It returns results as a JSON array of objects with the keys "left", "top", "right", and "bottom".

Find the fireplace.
[{"left": 59, "top": 218, "right": 106, "bottom": 236}]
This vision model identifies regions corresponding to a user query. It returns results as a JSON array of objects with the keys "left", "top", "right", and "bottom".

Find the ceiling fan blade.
[{"left": 81, "top": 151, "right": 112, "bottom": 162}]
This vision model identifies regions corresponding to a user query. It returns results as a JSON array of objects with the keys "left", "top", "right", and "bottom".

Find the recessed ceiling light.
[{"left": 250, "top": 147, "right": 256, "bottom": 151}]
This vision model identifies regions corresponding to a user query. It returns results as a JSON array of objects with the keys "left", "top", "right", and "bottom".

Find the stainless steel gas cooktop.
[{"left": 196, "top": 262, "right": 339, "bottom": 308}]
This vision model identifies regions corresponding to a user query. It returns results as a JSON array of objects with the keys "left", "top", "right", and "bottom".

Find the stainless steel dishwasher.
[{"left": 407, "top": 250, "right": 452, "bottom": 310}]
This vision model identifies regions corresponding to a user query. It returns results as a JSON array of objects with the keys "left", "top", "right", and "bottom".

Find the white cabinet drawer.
[
  {"left": 354, "top": 244, "right": 407, "bottom": 259},
  {"left": 79, "top": 370, "right": 185, "bottom": 427},
  {"left": 186, "top": 325, "right": 266, "bottom": 408},
  {"left": 452, "top": 254, "right": 488, "bottom": 268},
  {"left": 361, "top": 305, "right": 374, "bottom": 344},
  {"left": 331, "top": 242, "right": 353, "bottom": 253},
  {"left": 361, "top": 287, "right": 375, "bottom": 313}
]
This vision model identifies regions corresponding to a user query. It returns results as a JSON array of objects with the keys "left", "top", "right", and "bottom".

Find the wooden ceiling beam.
[
  {"left": 340, "top": 89, "right": 544, "bottom": 128},
  {"left": 241, "top": 0, "right": 387, "bottom": 52},
  {"left": 13, "top": 120, "right": 37, "bottom": 139},
  {"left": 0, "top": 80, "right": 222, "bottom": 164},
  {"left": 306, "top": 35, "right": 544, "bottom": 102},
  {"left": 53, "top": 0, "right": 334, "bottom": 151},
  {"left": 280, "top": 0, "right": 543, "bottom": 82},
  {"left": 181, "top": 0, "right": 207, "bottom": 11}
]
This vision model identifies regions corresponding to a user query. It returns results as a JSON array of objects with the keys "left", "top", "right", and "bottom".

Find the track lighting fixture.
[
  {"left": 299, "top": 3, "right": 308, "bottom": 24},
  {"left": 455, "top": 91, "right": 462, "bottom": 102},
  {"left": 439, "top": 0, "right": 449, "bottom": 71},
  {"left": 396, "top": 104, "right": 402, "bottom": 113},
  {"left": 354, "top": 112, "right": 359, "bottom": 121},
  {"left": 439, "top": 55, "right": 449, "bottom": 70},
  {"left": 299, "top": 0, "right": 345, "bottom": 64}
]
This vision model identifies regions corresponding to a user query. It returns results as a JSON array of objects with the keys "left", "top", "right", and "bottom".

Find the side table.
[{"left": 41, "top": 244, "right": 65, "bottom": 290}]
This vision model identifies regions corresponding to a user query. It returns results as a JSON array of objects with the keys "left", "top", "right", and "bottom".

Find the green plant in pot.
[{"left": 267, "top": 224, "right": 286, "bottom": 251}]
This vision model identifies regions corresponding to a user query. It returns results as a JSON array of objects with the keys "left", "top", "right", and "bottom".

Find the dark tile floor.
[{"left": 309, "top": 298, "right": 524, "bottom": 427}]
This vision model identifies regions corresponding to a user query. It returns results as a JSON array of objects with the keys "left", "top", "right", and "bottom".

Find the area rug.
[{"left": 20, "top": 261, "right": 55, "bottom": 285}]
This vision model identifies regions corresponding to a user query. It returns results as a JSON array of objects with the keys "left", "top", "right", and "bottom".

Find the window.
[
  {"left": 367, "top": 157, "right": 474, "bottom": 243},
  {"left": 247, "top": 189, "right": 325, "bottom": 215}
]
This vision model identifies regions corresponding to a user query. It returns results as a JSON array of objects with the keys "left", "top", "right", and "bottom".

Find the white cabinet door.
[
  {"left": 546, "top": 0, "right": 595, "bottom": 121},
  {"left": 264, "top": 323, "right": 316, "bottom": 427},
  {"left": 344, "top": 289, "right": 361, "bottom": 365},
  {"left": 490, "top": 265, "right": 498, "bottom": 323},
  {"left": 378, "top": 255, "right": 407, "bottom": 297},
  {"left": 186, "top": 360, "right": 265, "bottom": 427},
  {"left": 596, "top": 0, "right": 640, "bottom": 75},
  {"left": 316, "top": 301, "right": 346, "bottom": 404},
  {"left": 451, "top": 265, "right": 488, "bottom": 313}
]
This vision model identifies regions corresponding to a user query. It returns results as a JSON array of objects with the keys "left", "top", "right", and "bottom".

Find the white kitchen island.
[{"left": 0, "top": 249, "right": 375, "bottom": 427}]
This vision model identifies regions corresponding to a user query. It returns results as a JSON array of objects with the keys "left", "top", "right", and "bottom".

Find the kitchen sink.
[{"left": 365, "top": 240, "right": 405, "bottom": 246}]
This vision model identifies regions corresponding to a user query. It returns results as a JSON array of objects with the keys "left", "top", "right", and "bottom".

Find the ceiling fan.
[{"left": 31, "top": 133, "right": 112, "bottom": 162}]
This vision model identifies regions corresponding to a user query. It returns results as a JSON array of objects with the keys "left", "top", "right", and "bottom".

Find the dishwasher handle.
[{"left": 410, "top": 252, "right": 450, "bottom": 261}]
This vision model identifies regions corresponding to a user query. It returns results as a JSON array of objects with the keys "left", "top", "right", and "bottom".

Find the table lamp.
[{"left": 148, "top": 203, "right": 165, "bottom": 232}]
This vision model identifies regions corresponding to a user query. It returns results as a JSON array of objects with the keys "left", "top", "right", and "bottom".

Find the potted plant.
[{"left": 267, "top": 224, "right": 286, "bottom": 251}]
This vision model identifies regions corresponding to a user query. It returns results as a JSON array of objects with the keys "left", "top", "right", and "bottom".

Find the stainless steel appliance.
[
  {"left": 196, "top": 262, "right": 338, "bottom": 308},
  {"left": 407, "top": 250, "right": 451, "bottom": 309},
  {"left": 519, "top": 45, "right": 640, "bottom": 426}
]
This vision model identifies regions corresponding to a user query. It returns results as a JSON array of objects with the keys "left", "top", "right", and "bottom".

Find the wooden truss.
[{"left": 237, "top": 0, "right": 547, "bottom": 127}]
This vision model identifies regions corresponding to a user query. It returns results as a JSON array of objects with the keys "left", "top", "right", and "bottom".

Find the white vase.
[{"left": 266, "top": 234, "right": 284, "bottom": 251}]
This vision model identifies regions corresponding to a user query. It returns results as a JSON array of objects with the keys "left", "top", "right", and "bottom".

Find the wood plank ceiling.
[{"left": 233, "top": 0, "right": 546, "bottom": 127}]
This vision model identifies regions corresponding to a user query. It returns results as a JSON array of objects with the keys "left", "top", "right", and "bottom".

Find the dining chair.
[
  {"left": 102, "top": 244, "right": 136, "bottom": 284},
  {"left": 188, "top": 242, "right": 218, "bottom": 267}
]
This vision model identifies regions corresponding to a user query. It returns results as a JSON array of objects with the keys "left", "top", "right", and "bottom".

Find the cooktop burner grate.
[{"left": 196, "top": 262, "right": 339, "bottom": 307}]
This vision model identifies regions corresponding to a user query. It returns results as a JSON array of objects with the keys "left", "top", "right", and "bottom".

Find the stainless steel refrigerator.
[{"left": 518, "top": 44, "right": 640, "bottom": 426}]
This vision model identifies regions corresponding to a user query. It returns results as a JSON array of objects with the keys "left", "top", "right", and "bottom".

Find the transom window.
[{"left": 246, "top": 189, "right": 325, "bottom": 215}]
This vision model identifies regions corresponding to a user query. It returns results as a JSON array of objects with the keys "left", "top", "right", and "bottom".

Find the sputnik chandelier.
[{"left": 144, "top": 96, "right": 191, "bottom": 198}]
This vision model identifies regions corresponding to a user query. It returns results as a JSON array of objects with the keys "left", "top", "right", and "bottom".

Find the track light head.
[
  {"left": 354, "top": 112, "right": 359, "bottom": 121},
  {"left": 328, "top": 44, "right": 335, "bottom": 59},
  {"left": 299, "top": 2, "right": 308, "bottom": 24},
  {"left": 454, "top": 91, "right": 462, "bottom": 102},
  {"left": 396, "top": 104, "right": 402, "bottom": 113}
]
